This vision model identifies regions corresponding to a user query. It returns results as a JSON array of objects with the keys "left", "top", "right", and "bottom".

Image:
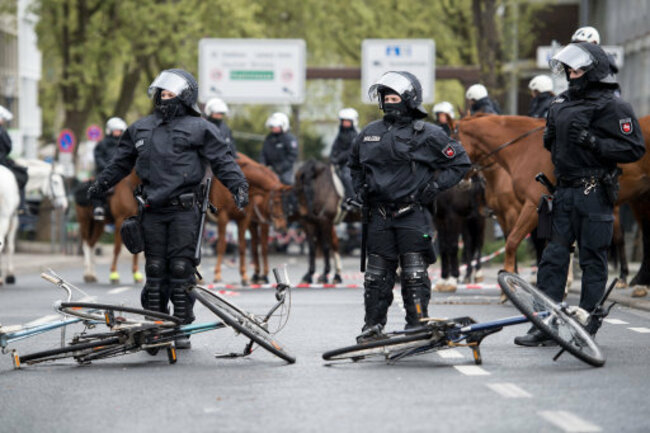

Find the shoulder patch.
[
  {"left": 291, "top": 140, "right": 297, "bottom": 148},
  {"left": 363, "top": 135, "right": 381, "bottom": 142},
  {"left": 552, "top": 97, "right": 565, "bottom": 104},
  {"left": 619, "top": 118, "right": 633, "bottom": 135},
  {"left": 135, "top": 139, "right": 145, "bottom": 149},
  {"left": 442, "top": 144, "right": 456, "bottom": 159}
]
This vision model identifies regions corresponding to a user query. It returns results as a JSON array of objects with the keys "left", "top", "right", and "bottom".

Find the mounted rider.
[
  {"left": 527, "top": 75, "right": 555, "bottom": 118},
  {"left": 92, "top": 117, "right": 127, "bottom": 221},
  {"left": 465, "top": 84, "right": 501, "bottom": 115},
  {"left": 329, "top": 108, "right": 359, "bottom": 210},
  {"left": 204, "top": 97, "right": 237, "bottom": 157},
  {"left": 0, "top": 105, "right": 29, "bottom": 214},
  {"left": 260, "top": 112, "right": 298, "bottom": 185},
  {"left": 432, "top": 101, "right": 455, "bottom": 136}
]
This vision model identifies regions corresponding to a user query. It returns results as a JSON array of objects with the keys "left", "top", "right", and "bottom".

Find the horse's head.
[
  {"left": 46, "top": 172, "right": 68, "bottom": 210},
  {"left": 268, "top": 185, "right": 292, "bottom": 233}
]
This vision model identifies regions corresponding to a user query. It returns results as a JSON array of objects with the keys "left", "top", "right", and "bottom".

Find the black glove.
[
  {"left": 87, "top": 180, "right": 108, "bottom": 200},
  {"left": 569, "top": 121, "right": 597, "bottom": 152},
  {"left": 233, "top": 183, "right": 249, "bottom": 210},
  {"left": 420, "top": 181, "right": 440, "bottom": 205},
  {"left": 542, "top": 125, "right": 555, "bottom": 150}
]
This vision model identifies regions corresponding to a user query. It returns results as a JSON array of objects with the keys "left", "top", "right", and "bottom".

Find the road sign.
[
  {"left": 536, "top": 45, "right": 624, "bottom": 69},
  {"left": 57, "top": 129, "right": 76, "bottom": 153},
  {"left": 86, "top": 124, "right": 102, "bottom": 142},
  {"left": 199, "top": 39, "right": 306, "bottom": 104},
  {"left": 361, "top": 39, "right": 435, "bottom": 104}
]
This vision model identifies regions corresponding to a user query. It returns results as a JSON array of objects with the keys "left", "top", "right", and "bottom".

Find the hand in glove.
[
  {"left": 569, "top": 121, "right": 597, "bottom": 152},
  {"left": 420, "top": 181, "right": 440, "bottom": 205},
  {"left": 233, "top": 183, "right": 249, "bottom": 210},
  {"left": 87, "top": 180, "right": 108, "bottom": 200}
]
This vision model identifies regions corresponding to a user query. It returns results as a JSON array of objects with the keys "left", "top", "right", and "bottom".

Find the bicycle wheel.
[
  {"left": 18, "top": 335, "right": 123, "bottom": 366},
  {"left": 498, "top": 272, "right": 605, "bottom": 367},
  {"left": 323, "top": 331, "right": 434, "bottom": 362},
  {"left": 58, "top": 302, "right": 181, "bottom": 327},
  {"left": 192, "top": 286, "right": 295, "bottom": 364}
]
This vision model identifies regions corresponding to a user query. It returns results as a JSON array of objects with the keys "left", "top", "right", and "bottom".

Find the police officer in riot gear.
[
  {"left": 465, "top": 84, "right": 501, "bottom": 115},
  {"left": 88, "top": 69, "right": 248, "bottom": 349},
  {"left": 349, "top": 71, "right": 471, "bottom": 341},
  {"left": 527, "top": 75, "right": 555, "bottom": 118},
  {"left": 0, "top": 105, "right": 29, "bottom": 214},
  {"left": 330, "top": 108, "right": 359, "bottom": 208},
  {"left": 432, "top": 101, "right": 455, "bottom": 136},
  {"left": 91, "top": 117, "right": 127, "bottom": 221},
  {"left": 260, "top": 112, "right": 298, "bottom": 185},
  {"left": 514, "top": 43, "right": 645, "bottom": 346},
  {"left": 204, "top": 97, "right": 237, "bottom": 156}
]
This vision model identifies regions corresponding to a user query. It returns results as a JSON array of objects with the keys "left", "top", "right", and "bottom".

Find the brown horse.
[
  {"left": 76, "top": 171, "right": 142, "bottom": 283},
  {"left": 294, "top": 159, "right": 352, "bottom": 284},
  {"left": 456, "top": 114, "right": 650, "bottom": 289},
  {"left": 209, "top": 153, "right": 289, "bottom": 285}
]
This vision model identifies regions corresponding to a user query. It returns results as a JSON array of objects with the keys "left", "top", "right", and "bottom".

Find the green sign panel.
[{"left": 230, "top": 70, "right": 274, "bottom": 80}]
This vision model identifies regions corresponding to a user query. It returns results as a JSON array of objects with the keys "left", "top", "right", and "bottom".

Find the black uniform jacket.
[
  {"left": 260, "top": 132, "right": 298, "bottom": 175},
  {"left": 545, "top": 88, "right": 645, "bottom": 180},
  {"left": 330, "top": 127, "right": 358, "bottom": 166},
  {"left": 528, "top": 92, "right": 554, "bottom": 118},
  {"left": 0, "top": 126, "right": 12, "bottom": 162},
  {"left": 98, "top": 113, "right": 246, "bottom": 208},
  {"left": 349, "top": 118, "right": 471, "bottom": 204},
  {"left": 94, "top": 135, "right": 120, "bottom": 175}
]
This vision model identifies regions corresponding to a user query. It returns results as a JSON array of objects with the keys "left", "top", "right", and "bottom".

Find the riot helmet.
[
  {"left": 105, "top": 117, "right": 127, "bottom": 135},
  {"left": 368, "top": 71, "right": 427, "bottom": 118},
  {"left": 204, "top": 98, "right": 229, "bottom": 116},
  {"left": 338, "top": 108, "right": 359, "bottom": 129},
  {"left": 265, "top": 112, "right": 290, "bottom": 133},
  {"left": 528, "top": 75, "right": 554, "bottom": 94},
  {"left": 0, "top": 105, "right": 13, "bottom": 123},
  {"left": 465, "top": 84, "right": 488, "bottom": 101},
  {"left": 571, "top": 26, "right": 600, "bottom": 45},
  {"left": 550, "top": 42, "right": 615, "bottom": 84},
  {"left": 433, "top": 101, "right": 455, "bottom": 119},
  {"left": 148, "top": 69, "right": 201, "bottom": 116}
]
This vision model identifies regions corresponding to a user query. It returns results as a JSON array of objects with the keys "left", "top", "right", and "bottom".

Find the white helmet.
[
  {"left": 338, "top": 108, "right": 359, "bottom": 128},
  {"left": 465, "top": 84, "right": 488, "bottom": 101},
  {"left": 528, "top": 75, "right": 554, "bottom": 93},
  {"left": 571, "top": 26, "right": 600, "bottom": 45},
  {"left": 433, "top": 101, "right": 455, "bottom": 119},
  {"left": 105, "top": 117, "right": 127, "bottom": 135},
  {"left": 265, "top": 112, "right": 290, "bottom": 132},
  {"left": 0, "top": 105, "right": 13, "bottom": 122},
  {"left": 204, "top": 97, "right": 229, "bottom": 116}
]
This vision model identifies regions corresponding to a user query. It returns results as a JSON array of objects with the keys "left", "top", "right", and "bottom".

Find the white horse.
[{"left": 0, "top": 159, "right": 68, "bottom": 285}]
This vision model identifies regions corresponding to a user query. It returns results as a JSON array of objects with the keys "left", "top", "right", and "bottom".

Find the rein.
[{"left": 471, "top": 125, "right": 544, "bottom": 170}]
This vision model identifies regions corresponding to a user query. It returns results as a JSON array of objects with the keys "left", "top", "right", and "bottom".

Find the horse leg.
[
  {"left": 502, "top": 203, "right": 539, "bottom": 301},
  {"left": 612, "top": 207, "right": 628, "bottom": 288},
  {"left": 214, "top": 217, "right": 227, "bottom": 283},
  {"left": 629, "top": 199, "right": 650, "bottom": 294},
  {"left": 473, "top": 215, "right": 486, "bottom": 283},
  {"left": 301, "top": 224, "right": 316, "bottom": 284},
  {"left": 331, "top": 227, "right": 343, "bottom": 284},
  {"left": 237, "top": 221, "right": 249, "bottom": 286},
  {"left": 4, "top": 214, "right": 18, "bottom": 284},
  {"left": 260, "top": 223, "right": 270, "bottom": 284},
  {"left": 110, "top": 219, "right": 124, "bottom": 284},
  {"left": 249, "top": 222, "right": 261, "bottom": 283},
  {"left": 461, "top": 224, "right": 473, "bottom": 284},
  {"left": 317, "top": 225, "right": 332, "bottom": 284}
]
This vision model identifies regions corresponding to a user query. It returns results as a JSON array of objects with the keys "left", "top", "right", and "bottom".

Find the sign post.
[
  {"left": 361, "top": 39, "right": 436, "bottom": 104},
  {"left": 198, "top": 39, "right": 306, "bottom": 104}
]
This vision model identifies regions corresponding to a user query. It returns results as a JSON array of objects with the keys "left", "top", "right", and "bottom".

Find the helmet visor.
[
  {"left": 367, "top": 72, "right": 414, "bottom": 101},
  {"left": 147, "top": 71, "right": 191, "bottom": 99},
  {"left": 549, "top": 44, "right": 595, "bottom": 74}
]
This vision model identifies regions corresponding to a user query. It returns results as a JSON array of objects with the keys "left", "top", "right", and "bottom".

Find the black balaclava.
[
  {"left": 567, "top": 67, "right": 590, "bottom": 100},
  {"left": 154, "top": 91, "right": 186, "bottom": 121},
  {"left": 381, "top": 89, "right": 410, "bottom": 123},
  {"left": 207, "top": 117, "right": 222, "bottom": 127}
]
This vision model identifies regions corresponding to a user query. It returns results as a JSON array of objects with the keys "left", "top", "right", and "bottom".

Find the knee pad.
[
  {"left": 145, "top": 258, "right": 166, "bottom": 279},
  {"left": 399, "top": 252, "right": 429, "bottom": 286},
  {"left": 364, "top": 254, "right": 397, "bottom": 289},
  {"left": 169, "top": 258, "right": 194, "bottom": 281}
]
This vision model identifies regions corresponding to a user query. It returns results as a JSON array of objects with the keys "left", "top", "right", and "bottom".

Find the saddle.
[{"left": 0, "top": 159, "right": 28, "bottom": 189}]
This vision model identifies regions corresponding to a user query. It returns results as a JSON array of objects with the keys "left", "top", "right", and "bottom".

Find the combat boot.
[
  {"left": 174, "top": 336, "right": 191, "bottom": 350},
  {"left": 514, "top": 326, "right": 557, "bottom": 347},
  {"left": 356, "top": 324, "right": 385, "bottom": 344}
]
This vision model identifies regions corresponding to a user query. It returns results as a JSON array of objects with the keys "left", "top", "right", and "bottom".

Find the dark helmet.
[
  {"left": 148, "top": 68, "right": 201, "bottom": 116},
  {"left": 368, "top": 71, "right": 428, "bottom": 118},
  {"left": 549, "top": 42, "right": 616, "bottom": 84}
]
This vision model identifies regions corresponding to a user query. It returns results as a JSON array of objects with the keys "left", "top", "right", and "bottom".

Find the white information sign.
[
  {"left": 536, "top": 45, "right": 624, "bottom": 70},
  {"left": 361, "top": 39, "right": 435, "bottom": 104},
  {"left": 199, "top": 39, "right": 306, "bottom": 104}
]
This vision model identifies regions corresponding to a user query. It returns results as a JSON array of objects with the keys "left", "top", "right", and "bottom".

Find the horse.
[
  {"left": 456, "top": 114, "right": 650, "bottom": 290},
  {"left": 432, "top": 175, "right": 486, "bottom": 292},
  {"left": 75, "top": 170, "right": 142, "bottom": 284},
  {"left": 210, "top": 153, "right": 289, "bottom": 285},
  {"left": 294, "top": 159, "right": 353, "bottom": 284},
  {"left": 1, "top": 159, "right": 68, "bottom": 285}
]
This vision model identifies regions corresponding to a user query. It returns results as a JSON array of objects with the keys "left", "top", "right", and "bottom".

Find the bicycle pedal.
[{"left": 12, "top": 351, "right": 20, "bottom": 369}]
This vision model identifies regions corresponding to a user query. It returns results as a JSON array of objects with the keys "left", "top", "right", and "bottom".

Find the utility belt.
[
  {"left": 372, "top": 202, "right": 421, "bottom": 219},
  {"left": 557, "top": 168, "right": 621, "bottom": 205},
  {"left": 166, "top": 192, "right": 198, "bottom": 209}
]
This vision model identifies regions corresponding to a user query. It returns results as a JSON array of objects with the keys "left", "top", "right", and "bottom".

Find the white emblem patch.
[
  {"left": 135, "top": 139, "right": 145, "bottom": 149},
  {"left": 363, "top": 135, "right": 381, "bottom": 142},
  {"left": 291, "top": 140, "right": 298, "bottom": 148}
]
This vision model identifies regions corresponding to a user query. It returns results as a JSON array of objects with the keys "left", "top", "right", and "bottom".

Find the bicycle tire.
[
  {"left": 58, "top": 302, "right": 181, "bottom": 326},
  {"left": 19, "top": 336, "right": 122, "bottom": 365},
  {"left": 498, "top": 272, "right": 605, "bottom": 367},
  {"left": 322, "top": 331, "right": 434, "bottom": 362},
  {"left": 192, "top": 286, "right": 296, "bottom": 364}
]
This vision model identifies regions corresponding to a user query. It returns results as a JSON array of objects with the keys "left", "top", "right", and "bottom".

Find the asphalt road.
[{"left": 0, "top": 254, "right": 649, "bottom": 433}]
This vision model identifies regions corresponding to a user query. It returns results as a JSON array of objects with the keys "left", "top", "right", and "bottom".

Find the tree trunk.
[{"left": 471, "top": 0, "right": 506, "bottom": 103}]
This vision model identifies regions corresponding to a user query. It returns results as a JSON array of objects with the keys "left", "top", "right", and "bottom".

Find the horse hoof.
[
  {"left": 317, "top": 275, "right": 328, "bottom": 284},
  {"left": 241, "top": 279, "right": 250, "bottom": 286},
  {"left": 133, "top": 271, "right": 144, "bottom": 283},
  {"left": 499, "top": 293, "right": 508, "bottom": 304},
  {"left": 251, "top": 273, "right": 260, "bottom": 284},
  {"left": 109, "top": 271, "right": 120, "bottom": 284},
  {"left": 5, "top": 275, "right": 15, "bottom": 284},
  {"left": 462, "top": 277, "right": 471, "bottom": 285},
  {"left": 333, "top": 274, "right": 343, "bottom": 284},
  {"left": 261, "top": 275, "right": 269, "bottom": 284},
  {"left": 213, "top": 276, "right": 222, "bottom": 283},
  {"left": 615, "top": 279, "right": 628, "bottom": 289},
  {"left": 84, "top": 275, "right": 97, "bottom": 283},
  {"left": 474, "top": 275, "right": 484, "bottom": 283},
  {"left": 301, "top": 273, "right": 313, "bottom": 284},
  {"left": 631, "top": 286, "right": 648, "bottom": 298}
]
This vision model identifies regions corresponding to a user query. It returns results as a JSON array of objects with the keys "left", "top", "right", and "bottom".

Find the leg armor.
[
  {"left": 363, "top": 254, "right": 397, "bottom": 329},
  {"left": 400, "top": 252, "right": 431, "bottom": 328},
  {"left": 169, "top": 258, "right": 196, "bottom": 324},
  {"left": 142, "top": 258, "right": 166, "bottom": 313}
]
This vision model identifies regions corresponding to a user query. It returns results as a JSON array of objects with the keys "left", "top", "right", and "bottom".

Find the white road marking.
[
  {"left": 437, "top": 349, "right": 464, "bottom": 359},
  {"left": 486, "top": 382, "right": 532, "bottom": 398},
  {"left": 203, "top": 407, "right": 222, "bottom": 414},
  {"left": 454, "top": 365, "right": 490, "bottom": 376},
  {"left": 603, "top": 318, "right": 628, "bottom": 325},
  {"left": 628, "top": 327, "right": 650, "bottom": 334},
  {"left": 25, "top": 314, "right": 61, "bottom": 326},
  {"left": 108, "top": 286, "right": 132, "bottom": 295},
  {"left": 538, "top": 410, "right": 601, "bottom": 432}
]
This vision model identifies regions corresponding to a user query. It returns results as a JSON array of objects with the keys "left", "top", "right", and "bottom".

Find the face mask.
[
  {"left": 155, "top": 96, "right": 182, "bottom": 121},
  {"left": 383, "top": 100, "right": 410, "bottom": 122},
  {"left": 208, "top": 117, "right": 222, "bottom": 127},
  {"left": 568, "top": 75, "right": 589, "bottom": 99}
]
